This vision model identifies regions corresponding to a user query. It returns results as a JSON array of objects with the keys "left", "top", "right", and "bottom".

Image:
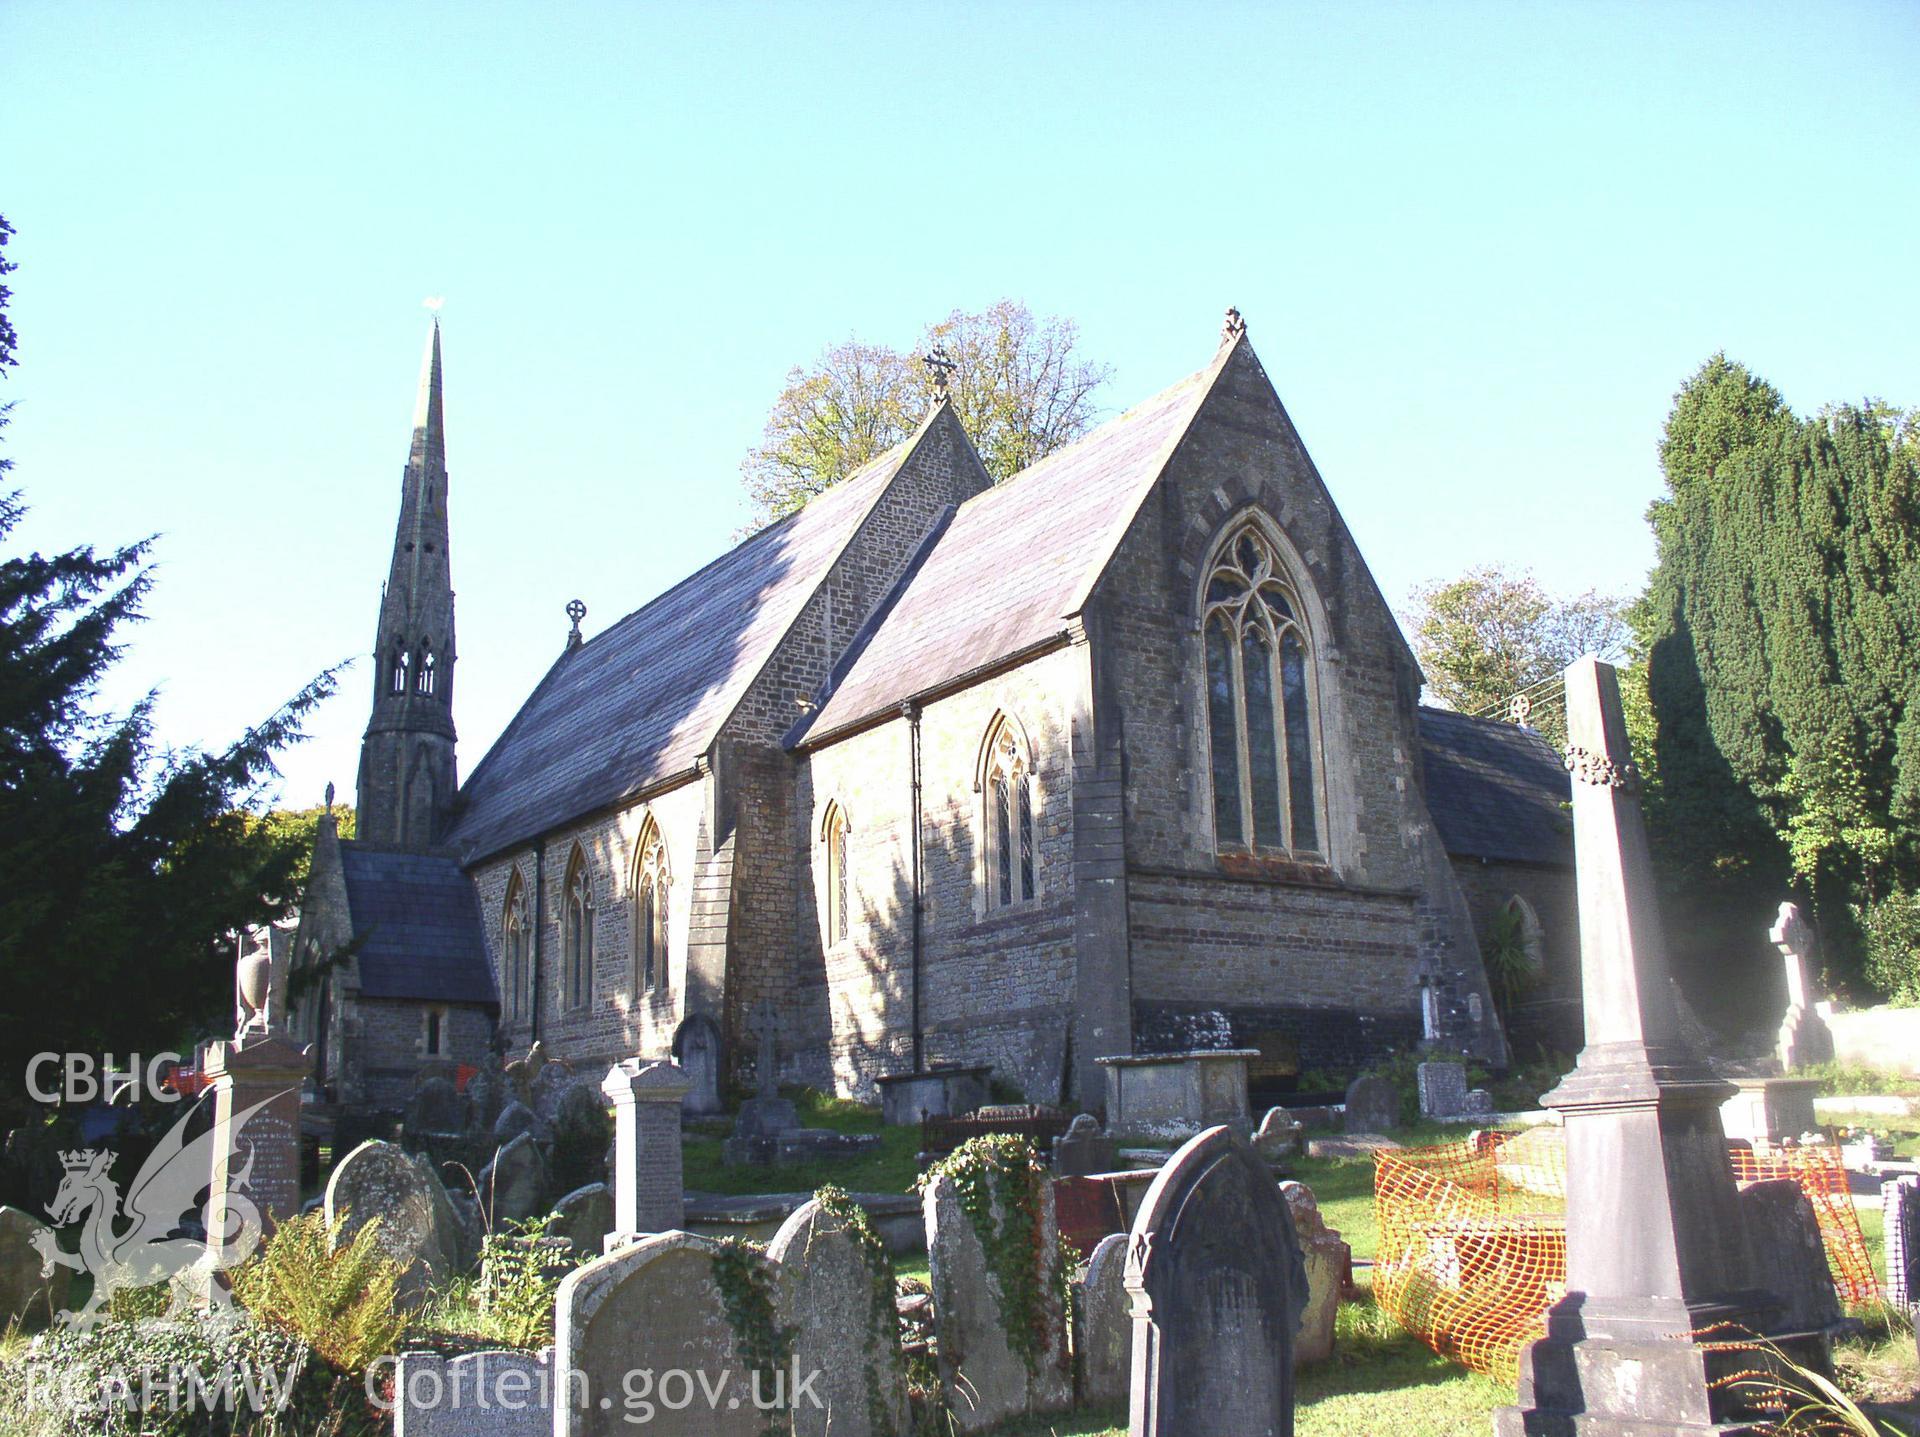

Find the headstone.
[
  {"left": 549, "top": 1083, "right": 613, "bottom": 1194},
  {"left": 1736, "top": 1179, "right": 1842, "bottom": 1334},
  {"left": 204, "top": 1031, "right": 309, "bottom": 1258},
  {"left": 465, "top": 1067, "right": 504, "bottom": 1136},
  {"left": 1124, "top": 1125, "right": 1307, "bottom": 1436},
  {"left": 394, "top": 1348, "right": 554, "bottom": 1437},
  {"left": 1416, "top": 1061, "right": 1470, "bottom": 1120},
  {"left": 1463, "top": 1088, "right": 1495, "bottom": 1117},
  {"left": 1496, "top": 658, "right": 1781, "bottom": 1437},
  {"left": 922, "top": 1149, "right": 1072, "bottom": 1432},
  {"left": 0, "top": 1205, "right": 70, "bottom": 1327},
  {"left": 768, "top": 1196, "right": 908, "bottom": 1437},
  {"left": 1883, "top": 1173, "right": 1918, "bottom": 1314},
  {"left": 479, "top": 1133, "right": 550, "bottom": 1228},
  {"left": 602, "top": 1058, "right": 691, "bottom": 1247},
  {"left": 673, "top": 1014, "right": 726, "bottom": 1118},
  {"left": 1074, "top": 1231, "right": 1131, "bottom": 1406},
  {"left": 530, "top": 1062, "right": 583, "bottom": 1128},
  {"left": 1771, "top": 901, "right": 1835, "bottom": 1072},
  {"left": 1342, "top": 1075, "right": 1399, "bottom": 1134},
  {"left": 325, "top": 1139, "right": 449, "bottom": 1304},
  {"left": 1056, "top": 1113, "right": 1120, "bottom": 1176},
  {"left": 727, "top": 1003, "right": 799, "bottom": 1160},
  {"left": 414, "top": 1150, "right": 478, "bottom": 1275},
  {"left": 1252, "top": 1107, "right": 1304, "bottom": 1163},
  {"left": 493, "top": 1100, "right": 547, "bottom": 1147},
  {"left": 549, "top": 1183, "right": 614, "bottom": 1259},
  {"left": 406, "top": 1075, "right": 468, "bottom": 1138},
  {"left": 554, "top": 1230, "right": 783, "bottom": 1437},
  {"left": 1278, "top": 1181, "right": 1347, "bottom": 1366}
]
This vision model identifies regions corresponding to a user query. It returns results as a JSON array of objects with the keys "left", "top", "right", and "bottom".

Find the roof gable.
[
  {"left": 796, "top": 340, "right": 1237, "bottom": 743},
  {"left": 448, "top": 415, "right": 946, "bottom": 860}
]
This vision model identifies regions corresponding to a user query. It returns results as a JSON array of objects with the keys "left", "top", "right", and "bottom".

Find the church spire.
[{"left": 356, "top": 319, "right": 459, "bottom": 850}]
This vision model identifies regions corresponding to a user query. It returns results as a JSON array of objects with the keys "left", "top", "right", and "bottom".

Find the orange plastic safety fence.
[
  {"left": 1371, "top": 1132, "right": 1879, "bottom": 1385},
  {"left": 1727, "top": 1142, "right": 1879, "bottom": 1305}
]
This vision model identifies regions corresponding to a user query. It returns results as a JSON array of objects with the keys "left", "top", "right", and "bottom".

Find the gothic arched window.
[
  {"left": 1202, "top": 520, "right": 1321, "bottom": 855},
  {"left": 562, "top": 848, "right": 594, "bottom": 1011},
  {"left": 982, "top": 717, "right": 1036, "bottom": 908},
  {"left": 822, "top": 803, "right": 851, "bottom": 946},
  {"left": 417, "top": 643, "right": 437, "bottom": 695},
  {"left": 503, "top": 871, "right": 530, "bottom": 1021},
  {"left": 390, "top": 645, "right": 411, "bottom": 695},
  {"left": 632, "top": 820, "right": 669, "bottom": 993}
]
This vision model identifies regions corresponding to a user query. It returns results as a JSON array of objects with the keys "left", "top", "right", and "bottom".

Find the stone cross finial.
[
  {"left": 565, "top": 598, "right": 587, "bottom": 650},
  {"left": 921, "top": 346, "right": 956, "bottom": 399},
  {"left": 751, "top": 1000, "right": 780, "bottom": 1100},
  {"left": 1222, "top": 306, "right": 1247, "bottom": 343},
  {"left": 1770, "top": 901, "right": 1814, "bottom": 1010}
]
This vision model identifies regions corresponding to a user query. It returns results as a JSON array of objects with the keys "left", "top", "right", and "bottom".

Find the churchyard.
[{"left": 2, "top": 661, "right": 1917, "bottom": 1437}]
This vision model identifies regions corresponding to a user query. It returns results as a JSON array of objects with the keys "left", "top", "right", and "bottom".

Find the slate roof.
[
  {"left": 796, "top": 347, "right": 1228, "bottom": 744},
  {"left": 1417, "top": 706, "right": 1573, "bottom": 866},
  {"left": 338, "top": 843, "right": 497, "bottom": 1005},
  {"left": 446, "top": 427, "right": 927, "bottom": 861}
]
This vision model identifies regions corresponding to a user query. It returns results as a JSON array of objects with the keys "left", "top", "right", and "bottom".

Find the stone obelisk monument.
[{"left": 1496, "top": 657, "right": 1779, "bottom": 1436}]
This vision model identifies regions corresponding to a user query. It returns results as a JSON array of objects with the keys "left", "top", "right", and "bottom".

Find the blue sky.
[{"left": 4, "top": 1, "right": 1916, "bottom": 810}]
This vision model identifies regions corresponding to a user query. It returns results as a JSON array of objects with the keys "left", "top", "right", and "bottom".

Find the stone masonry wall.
[
  {"left": 800, "top": 648, "right": 1081, "bottom": 1103},
  {"left": 1086, "top": 337, "right": 1506, "bottom": 1066},
  {"left": 355, "top": 998, "right": 492, "bottom": 1110}
]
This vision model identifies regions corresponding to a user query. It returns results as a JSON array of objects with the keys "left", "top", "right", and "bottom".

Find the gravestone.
[
  {"left": 395, "top": 1347, "right": 553, "bottom": 1437},
  {"left": 549, "top": 1082, "right": 613, "bottom": 1194},
  {"left": 405, "top": 1075, "right": 467, "bottom": 1139},
  {"left": 413, "top": 1150, "right": 477, "bottom": 1275},
  {"left": 725, "top": 1002, "right": 800, "bottom": 1163},
  {"left": 0, "top": 1205, "right": 70, "bottom": 1326},
  {"left": 923, "top": 1151, "right": 1072, "bottom": 1432},
  {"left": 1463, "top": 1088, "right": 1495, "bottom": 1117},
  {"left": 673, "top": 1014, "right": 726, "bottom": 1118},
  {"left": 1075, "top": 1231, "right": 1130, "bottom": 1407},
  {"left": 478, "top": 1133, "right": 550, "bottom": 1227},
  {"left": 1279, "top": 1180, "right": 1348, "bottom": 1365},
  {"left": 1124, "top": 1126, "right": 1307, "bottom": 1436},
  {"left": 204, "top": 1030, "right": 309, "bottom": 1258},
  {"left": 768, "top": 1196, "right": 908, "bottom": 1437},
  {"left": 554, "top": 1230, "right": 781, "bottom": 1437},
  {"left": 325, "top": 1139, "right": 449, "bottom": 1304},
  {"left": 1342, "top": 1075, "right": 1399, "bottom": 1134},
  {"left": 465, "top": 1067, "right": 504, "bottom": 1136},
  {"left": 602, "top": 1058, "right": 690, "bottom": 1246},
  {"left": 1056, "top": 1113, "right": 1119, "bottom": 1177},
  {"left": 1415, "top": 1062, "right": 1469, "bottom": 1120},
  {"left": 1496, "top": 658, "right": 1781, "bottom": 1437},
  {"left": 1770, "top": 901, "right": 1835, "bottom": 1072},
  {"left": 1737, "top": 1179, "right": 1841, "bottom": 1334},
  {"left": 550, "top": 1183, "right": 614, "bottom": 1259},
  {"left": 493, "top": 1100, "right": 546, "bottom": 1146},
  {"left": 1252, "top": 1107, "right": 1304, "bottom": 1163},
  {"left": 530, "top": 1062, "right": 583, "bottom": 1128},
  {"left": 1884, "top": 1174, "right": 1918, "bottom": 1314}
]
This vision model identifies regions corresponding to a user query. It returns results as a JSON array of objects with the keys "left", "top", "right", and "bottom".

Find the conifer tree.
[{"left": 1639, "top": 354, "right": 1920, "bottom": 1001}]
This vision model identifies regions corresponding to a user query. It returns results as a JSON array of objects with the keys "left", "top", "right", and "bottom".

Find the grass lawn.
[{"left": 1820, "top": 1109, "right": 1920, "bottom": 1159}]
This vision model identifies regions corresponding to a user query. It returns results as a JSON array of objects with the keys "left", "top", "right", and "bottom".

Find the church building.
[{"left": 291, "top": 311, "right": 1575, "bottom": 1116}]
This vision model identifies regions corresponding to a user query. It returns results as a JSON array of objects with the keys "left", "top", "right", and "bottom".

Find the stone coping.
[
  {"left": 875, "top": 1065, "right": 991, "bottom": 1086},
  {"left": 1727, "top": 1076, "right": 1823, "bottom": 1092},
  {"left": 1095, "top": 1049, "right": 1262, "bottom": 1067},
  {"left": 1815, "top": 1094, "right": 1920, "bottom": 1117}
]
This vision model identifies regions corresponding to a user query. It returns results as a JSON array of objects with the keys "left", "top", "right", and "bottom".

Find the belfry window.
[
  {"left": 503, "top": 871, "right": 530, "bottom": 1021},
  {"left": 417, "top": 644, "right": 436, "bottom": 695},
  {"left": 563, "top": 848, "right": 594, "bottom": 1010},
  {"left": 982, "top": 718, "right": 1036, "bottom": 908},
  {"left": 822, "top": 804, "right": 851, "bottom": 946},
  {"left": 1202, "top": 520, "right": 1321, "bottom": 855},
  {"left": 632, "top": 820, "right": 669, "bottom": 993},
  {"left": 390, "top": 646, "right": 410, "bottom": 694}
]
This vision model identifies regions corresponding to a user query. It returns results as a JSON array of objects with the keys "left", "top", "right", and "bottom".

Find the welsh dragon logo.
[{"left": 32, "top": 1091, "right": 288, "bottom": 1329}]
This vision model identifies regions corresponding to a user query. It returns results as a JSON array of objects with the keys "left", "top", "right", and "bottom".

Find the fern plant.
[{"left": 230, "top": 1212, "right": 407, "bottom": 1375}]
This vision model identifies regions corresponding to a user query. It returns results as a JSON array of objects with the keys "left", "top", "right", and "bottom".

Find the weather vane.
[{"left": 921, "top": 346, "right": 956, "bottom": 399}]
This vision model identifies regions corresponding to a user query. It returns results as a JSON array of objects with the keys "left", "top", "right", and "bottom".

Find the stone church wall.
[
  {"left": 355, "top": 997, "right": 492, "bottom": 1110},
  {"left": 1449, "top": 856, "right": 1581, "bottom": 1052},
  {"left": 468, "top": 776, "right": 707, "bottom": 1078},
  {"left": 800, "top": 648, "right": 1082, "bottom": 1103},
  {"left": 1086, "top": 340, "right": 1505, "bottom": 1066}
]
